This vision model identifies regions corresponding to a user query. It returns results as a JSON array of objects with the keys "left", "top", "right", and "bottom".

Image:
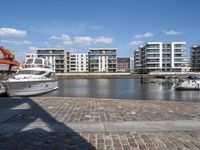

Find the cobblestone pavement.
[
  {"left": 6, "top": 97, "right": 200, "bottom": 123},
  {"left": 0, "top": 97, "right": 200, "bottom": 150},
  {"left": 0, "top": 131, "right": 200, "bottom": 150}
]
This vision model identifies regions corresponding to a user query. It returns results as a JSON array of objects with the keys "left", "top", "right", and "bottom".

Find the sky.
[{"left": 0, "top": 0, "right": 200, "bottom": 61}]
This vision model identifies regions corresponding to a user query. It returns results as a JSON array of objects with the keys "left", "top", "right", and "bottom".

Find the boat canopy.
[{"left": 24, "top": 58, "right": 51, "bottom": 68}]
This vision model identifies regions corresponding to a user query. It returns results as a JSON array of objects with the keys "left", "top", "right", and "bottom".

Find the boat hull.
[
  {"left": 174, "top": 81, "right": 200, "bottom": 90},
  {"left": 3, "top": 80, "right": 58, "bottom": 96}
]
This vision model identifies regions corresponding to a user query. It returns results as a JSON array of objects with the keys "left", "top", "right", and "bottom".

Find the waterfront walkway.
[{"left": 0, "top": 97, "right": 200, "bottom": 150}]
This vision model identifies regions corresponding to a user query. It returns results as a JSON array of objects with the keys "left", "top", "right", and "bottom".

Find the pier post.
[{"left": 140, "top": 75, "right": 144, "bottom": 83}]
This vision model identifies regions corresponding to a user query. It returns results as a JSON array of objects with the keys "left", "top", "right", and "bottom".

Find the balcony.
[
  {"left": 147, "top": 62, "right": 160, "bottom": 64},
  {"left": 56, "top": 68, "right": 64, "bottom": 70},
  {"left": 147, "top": 56, "right": 160, "bottom": 59}
]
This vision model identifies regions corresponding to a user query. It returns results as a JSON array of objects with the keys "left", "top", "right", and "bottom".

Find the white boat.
[
  {"left": 2, "top": 57, "right": 58, "bottom": 96},
  {"left": 174, "top": 76, "right": 200, "bottom": 90},
  {"left": 0, "top": 82, "right": 5, "bottom": 95}
]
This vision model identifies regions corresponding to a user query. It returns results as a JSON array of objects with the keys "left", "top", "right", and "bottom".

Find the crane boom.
[{"left": 0, "top": 46, "right": 20, "bottom": 72}]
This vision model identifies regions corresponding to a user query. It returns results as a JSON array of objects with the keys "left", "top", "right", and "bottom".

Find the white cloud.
[
  {"left": 50, "top": 34, "right": 73, "bottom": 45},
  {"left": 74, "top": 36, "right": 93, "bottom": 46},
  {"left": 22, "top": 40, "right": 32, "bottom": 44},
  {"left": 50, "top": 35, "right": 114, "bottom": 46},
  {"left": 1, "top": 39, "right": 31, "bottom": 45},
  {"left": 50, "top": 35, "right": 63, "bottom": 40},
  {"left": 129, "top": 40, "right": 143, "bottom": 46},
  {"left": 0, "top": 28, "right": 27, "bottom": 37},
  {"left": 93, "top": 36, "right": 113, "bottom": 44},
  {"left": 29, "top": 46, "right": 37, "bottom": 51},
  {"left": 143, "top": 32, "right": 154, "bottom": 38},
  {"left": 162, "top": 30, "right": 183, "bottom": 35},
  {"left": 129, "top": 32, "right": 153, "bottom": 46},
  {"left": 134, "top": 34, "right": 143, "bottom": 39},
  {"left": 62, "top": 35, "right": 73, "bottom": 45},
  {"left": 134, "top": 32, "right": 154, "bottom": 39}
]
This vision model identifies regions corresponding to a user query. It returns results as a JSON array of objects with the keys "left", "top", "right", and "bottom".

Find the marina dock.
[{"left": 0, "top": 97, "right": 199, "bottom": 150}]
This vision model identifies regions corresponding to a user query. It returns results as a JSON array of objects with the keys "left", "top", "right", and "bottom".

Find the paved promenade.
[{"left": 0, "top": 97, "right": 200, "bottom": 150}]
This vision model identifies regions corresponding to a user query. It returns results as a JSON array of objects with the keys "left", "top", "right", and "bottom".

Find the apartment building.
[
  {"left": 37, "top": 48, "right": 69, "bottom": 73},
  {"left": 117, "top": 57, "right": 130, "bottom": 72},
  {"left": 133, "top": 49, "right": 142, "bottom": 73},
  {"left": 70, "top": 53, "right": 88, "bottom": 72},
  {"left": 191, "top": 45, "right": 200, "bottom": 72},
  {"left": 130, "top": 57, "right": 134, "bottom": 73},
  {"left": 89, "top": 48, "right": 117, "bottom": 72},
  {"left": 134, "top": 42, "right": 187, "bottom": 73},
  {"left": 25, "top": 53, "right": 37, "bottom": 59}
]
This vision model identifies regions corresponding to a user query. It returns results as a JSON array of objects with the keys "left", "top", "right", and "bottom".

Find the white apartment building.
[
  {"left": 70, "top": 53, "right": 88, "bottom": 72},
  {"left": 37, "top": 48, "right": 69, "bottom": 73},
  {"left": 25, "top": 53, "right": 37, "bottom": 59},
  {"left": 89, "top": 48, "right": 117, "bottom": 72},
  {"left": 133, "top": 49, "right": 142, "bottom": 73},
  {"left": 134, "top": 42, "right": 187, "bottom": 73},
  {"left": 191, "top": 45, "right": 200, "bottom": 72}
]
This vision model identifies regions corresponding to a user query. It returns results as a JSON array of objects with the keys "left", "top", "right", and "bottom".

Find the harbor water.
[{"left": 42, "top": 79, "right": 200, "bottom": 102}]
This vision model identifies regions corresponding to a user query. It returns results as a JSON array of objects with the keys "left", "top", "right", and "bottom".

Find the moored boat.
[
  {"left": 174, "top": 76, "right": 200, "bottom": 90},
  {"left": 2, "top": 57, "right": 58, "bottom": 96}
]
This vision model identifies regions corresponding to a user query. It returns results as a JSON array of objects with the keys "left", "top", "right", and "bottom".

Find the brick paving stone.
[
  {"left": 0, "top": 97, "right": 200, "bottom": 150},
  {"left": 2, "top": 98, "right": 200, "bottom": 123},
  {"left": 0, "top": 131, "right": 199, "bottom": 149}
]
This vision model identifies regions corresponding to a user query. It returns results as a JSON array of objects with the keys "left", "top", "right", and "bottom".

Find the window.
[
  {"left": 25, "top": 59, "right": 34, "bottom": 64},
  {"left": 45, "top": 72, "right": 52, "bottom": 78},
  {"left": 35, "top": 59, "right": 43, "bottom": 64},
  {"left": 18, "top": 70, "right": 46, "bottom": 75}
]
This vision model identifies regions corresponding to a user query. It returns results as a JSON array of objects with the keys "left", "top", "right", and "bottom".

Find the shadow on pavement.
[{"left": 0, "top": 97, "right": 95, "bottom": 150}]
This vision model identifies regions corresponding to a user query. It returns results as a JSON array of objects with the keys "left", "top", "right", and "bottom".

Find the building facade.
[
  {"left": 70, "top": 53, "right": 88, "bottom": 72},
  {"left": 89, "top": 48, "right": 117, "bottom": 72},
  {"left": 134, "top": 42, "right": 187, "bottom": 73},
  {"left": 117, "top": 57, "right": 130, "bottom": 72},
  {"left": 37, "top": 48, "right": 68, "bottom": 73},
  {"left": 25, "top": 53, "right": 37, "bottom": 59},
  {"left": 133, "top": 49, "right": 142, "bottom": 73},
  {"left": 130, "top": 57, "right": 134, "bottom": 73},
  {"left": 191, "top": 45, "right": 200, "bottom": 72}
]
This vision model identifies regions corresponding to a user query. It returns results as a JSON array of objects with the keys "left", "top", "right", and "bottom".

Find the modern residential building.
[
  {"left": 66, "top": 51, "right": 70, "bottom": 73},
  {"left": 133, "top": 48, "right": 142, "bottom": 73},
  {"left": 25, "top": 53, "right": 37, "bottom": 59},
  {"left": 117, "top": 57, "right": 130, "bottom": 72},
  {"left": 89, "top": 48, "right": 117, "bottom": 72},
  {"left": 70, "top": 53, "right": 88, "bottom": 72},
  {"left": 191, "top": 45, "right": 200, "bottom": 72},
  {"left": 130, "top": 57, "right": 134, "bottom": 73},
  {"left": 134, "top": 42, "right": 188, "bottom": 73},
  {"left": 37, "top": 48, "right": 68, "bottom": 73}
]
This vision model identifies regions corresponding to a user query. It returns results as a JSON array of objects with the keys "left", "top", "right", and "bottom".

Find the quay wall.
[
  {"left": 56, "top": 73, "right": 156, "bottom": 79},
  {"left": 56, "top": 72, "right": 200, "bottom": 79},
  {"left": 2, "top": 72, "right": 200, "bottom": 80}
]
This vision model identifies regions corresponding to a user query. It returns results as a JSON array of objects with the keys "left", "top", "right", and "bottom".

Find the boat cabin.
[{"left": 24, "top": 58, "right": 51, "bottom": 68}]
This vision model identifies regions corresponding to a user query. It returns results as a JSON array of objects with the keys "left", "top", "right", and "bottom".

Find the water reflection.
[{"left": 43, "top": 79, "right": 200, "bottom": 102}]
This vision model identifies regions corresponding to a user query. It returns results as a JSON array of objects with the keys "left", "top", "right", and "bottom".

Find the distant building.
[
  {"left": 117, "top": 57, "right": 130, "bottom": 72},
  {"left": 134, "top": 42, "right": 188, "bottom": 73},
  {"left": 191, "top": 45, "right": 200, "bottom": 72},
  {"left": 89, "top": 48, "right": 117, "bottom": 72},
  {"left": 65, "top": 51, "right": 70, "bottom": 73},
  {"left": 37, "top": 48, "right": 67, "bottom": 73},
  {"left": 133, "top": 49, "right": 142, "bottom": 73},
  {"left": 70, "top": 53, "right": 88, "bottom": 72},
  {"left": 130, "top": 57, "right": 134, "bottom": 73},
  {"left": 25, "top": 53, "right": 37, "bottom": 59}
]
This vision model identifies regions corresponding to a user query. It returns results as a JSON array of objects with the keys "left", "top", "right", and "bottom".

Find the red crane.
[{"left": 0, "top": 46, "right": 20, "bottom": 72}]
